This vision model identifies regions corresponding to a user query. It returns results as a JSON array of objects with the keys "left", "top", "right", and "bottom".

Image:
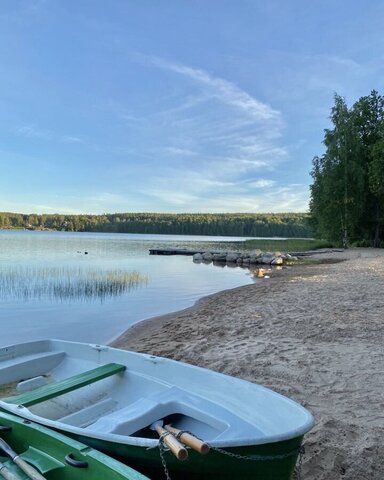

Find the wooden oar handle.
[
  {"left": 0, "top": 465, "right": 20, "bottom": 480},
  {"left": 165, "top": 425, "right": 210, "bottom": 454},
  {"left": 14, "top": 458, "right": 46, "bottom": 480},
  {"left": 155, "top": 426, "right": 188, "bottom": 461}
]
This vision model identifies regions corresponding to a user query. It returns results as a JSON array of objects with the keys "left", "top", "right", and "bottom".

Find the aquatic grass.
[{"left": 0, "top": 266, "right": 149, "bottom": 302}]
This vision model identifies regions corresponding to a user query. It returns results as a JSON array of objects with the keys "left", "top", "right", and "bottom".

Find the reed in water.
[{"left": 0, "top": 266, "right": 148, "bottom": 302}]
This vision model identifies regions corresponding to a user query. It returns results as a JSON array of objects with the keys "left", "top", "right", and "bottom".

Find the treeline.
[
  {"left": 0, "top": 212, "right": 311, "bottom": 238},
  {"left": 310, "top": 90, "right": 384, "bottom": 247}
]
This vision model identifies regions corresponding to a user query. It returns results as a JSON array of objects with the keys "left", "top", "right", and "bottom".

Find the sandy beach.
[{"left": 112, "top": 248, "right": 384, "bottom": 479}]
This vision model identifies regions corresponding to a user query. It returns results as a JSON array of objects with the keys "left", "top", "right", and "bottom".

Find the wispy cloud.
[
  {"left": 16, "top": 125, "right": 86, "bottom": 145},
  {"left": 163, "top": 146, "right": 197, "bottom": 157},
  {"left": 135, "top": 56, "right": 287, "bottom": 168},
  {"left": 0, "top": 201, "right": 81, "bottom": 215},
  {"left": 16, "top": 125, "right": 52, "bottom": 140},
  {"left": 61, "top": 136, "right": 84, "bottom": 144},
  {"left": 136, "top": 164, "right": 307, "bottom": 213},
  {"left": 140, "top": 180, "right": 308, "bottom": 213},
  {"left": 106, "top": 55, "right": 294, "bottom": 211},
  {"left": 249, "top": 179, "right": 276, "bottom": 188},
  {"left": 146, "top": 56, "right": 281, "bottom": 122}
]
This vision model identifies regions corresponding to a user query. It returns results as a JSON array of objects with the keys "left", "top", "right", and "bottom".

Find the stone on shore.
[
  {"left": 213, "top": 253, "right": 227, "bottom": 262},
  {"left": 271, "top": 257, "right": 284, "bottom": 265},
  {"left": 226, "top": 252, "right": 239, "bottom": 263},
  {"left": 191, "top": 248, "right": 297, "bottom": 267}
]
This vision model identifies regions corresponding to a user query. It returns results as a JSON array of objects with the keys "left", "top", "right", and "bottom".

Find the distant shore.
[{"left": 112, "top": 248, "right": 384, "bottom": 480}]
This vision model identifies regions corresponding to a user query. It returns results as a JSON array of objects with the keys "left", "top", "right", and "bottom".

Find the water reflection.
[
  {"left": 0, "top": 266, "right": 148, "bottom": 302},
  {"left": 0, "top": 232, "right": 258, "bottom": 345}
]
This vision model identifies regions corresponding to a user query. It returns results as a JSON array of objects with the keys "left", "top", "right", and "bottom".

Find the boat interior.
[{"left": 0, "top": 343, "right": 266, "bottom": 445}]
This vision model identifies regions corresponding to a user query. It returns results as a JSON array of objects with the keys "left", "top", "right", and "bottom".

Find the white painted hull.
[{"left": 0, "top": 339, "right": 314, "bottom": 479}]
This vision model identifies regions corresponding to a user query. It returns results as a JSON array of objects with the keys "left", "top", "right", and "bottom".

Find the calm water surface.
[{"left": 0, "top": 231, "right": 257, "bottom": 345}]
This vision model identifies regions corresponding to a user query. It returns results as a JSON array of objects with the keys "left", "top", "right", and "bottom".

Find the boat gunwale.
[{"left": 0, "top": 339, "right": 315, "bottom": 448}]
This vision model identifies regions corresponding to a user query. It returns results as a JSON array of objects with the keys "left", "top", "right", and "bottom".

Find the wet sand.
[{"left": 112, "top": 248, "right": 384, "bottom": 480}]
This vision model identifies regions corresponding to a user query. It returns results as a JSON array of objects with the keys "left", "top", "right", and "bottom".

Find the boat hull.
[
  {"left": 0, "top": 339, "right": 314, "bottom": 479},
  {"left": 71, "top": 431, "right": 303, "bottom": 479},
  {"left": 0, "top": 412, "right": 148, "bottom": 479}
]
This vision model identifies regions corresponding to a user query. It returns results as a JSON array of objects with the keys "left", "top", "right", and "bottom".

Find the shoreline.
[
  {"left": 111, "top": 248, "right": 384, "bottom": 480},
  {"left": 110, "top": 281, "right": 261, "bottom": 348},
  {"left": 110, "top": 256, "right": 336, "bottom": 351},
  {"left": 110, "top": 250, "right": 347, "bottom": 349}
]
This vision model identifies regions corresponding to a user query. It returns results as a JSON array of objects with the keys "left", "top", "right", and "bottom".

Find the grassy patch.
[
  {"left": 284, "top": 258, "right": 319, "bottom": 266},
  {"left": 243, "top": 238, "right": 333, "bottom": 252},
  {"left": 0, "top": 266, "right": 149, "bottom": 302}
]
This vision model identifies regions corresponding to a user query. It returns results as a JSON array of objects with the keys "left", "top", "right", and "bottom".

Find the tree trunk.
[{"left": 373, "top": 202, "right": 381, "bottom": 248}]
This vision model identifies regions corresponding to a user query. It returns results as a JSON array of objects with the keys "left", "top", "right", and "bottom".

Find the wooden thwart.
[{"left": 3, "top": 363, "right": 126, "bottom": 407}]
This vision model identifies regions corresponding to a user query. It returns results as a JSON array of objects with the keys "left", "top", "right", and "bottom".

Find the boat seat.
[
  {"left": 88, "top": 387, "right": 262, "bottom": 442},
  {"left": 3, "top": 363, "right": 126, "bottom": 407},
  {"left": 58, "top": 398, "right": 118, "bottom": 428},
  {"left": 0, "top": 351, "right": 66, "bottom": 385},
  {"left": 88, "top": 397, "right": 159, "bottom": 433}
]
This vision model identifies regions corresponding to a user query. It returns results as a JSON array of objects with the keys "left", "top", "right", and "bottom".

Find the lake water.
[{"left": 0, "top": 230, "right": 258, "bottom": 346}]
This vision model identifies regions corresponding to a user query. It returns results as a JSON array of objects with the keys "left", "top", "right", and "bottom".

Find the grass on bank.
[{"left": 244, "top": 238, "right": 333, "bottom": 252}]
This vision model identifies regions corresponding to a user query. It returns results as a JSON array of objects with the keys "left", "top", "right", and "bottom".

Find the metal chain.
[
  {"left": 209, "top": 444, "right": 301, "bottom": 462},
  {"left": 157, "top": 428, "right": 305, "bottom": 479},
  {"left": 174, "top": 430, "right": 185, "bottom": 441},
  {"left": 294, "top": 446, "right": 305, "bottom": 480},
  {"left": 158, "top": 440, "right": 172, "bottom": 480},
  {"left": 178, "top": 429, "right": 302, "bottom": 462}
]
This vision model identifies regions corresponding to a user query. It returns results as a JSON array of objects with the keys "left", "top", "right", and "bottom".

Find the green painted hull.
[
  {"left": 72, "top": 432, "right": 303, "bottom": 480},
  {"left": 0, "top": 413, "right": 148, "bottom": 480}
]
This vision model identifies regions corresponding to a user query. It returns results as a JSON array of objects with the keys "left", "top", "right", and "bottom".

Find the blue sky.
[{"left": 1, "top": 1, "right": 383, "bottom": 214}]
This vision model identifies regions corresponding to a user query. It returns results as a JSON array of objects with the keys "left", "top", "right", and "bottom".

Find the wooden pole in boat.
[
  {"left": 150, "top": 422, "right": 188, "bottom": 461},
  {"left": 0, "top": 439, "right": 46, "bottom": 480},
  {"left": 0, "top": 462, "right": 20, "bottom": 480},
  {"left": 165, "top": 425, "right": 210, "bottom": 454}
]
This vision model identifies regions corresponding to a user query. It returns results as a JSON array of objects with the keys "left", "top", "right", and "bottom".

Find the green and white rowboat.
[
  {"left": 0, "top": 339, "right": 314, "bottom": 479},
  {"left": 0, "top": 411, "right": 148, "bottom": 480}
]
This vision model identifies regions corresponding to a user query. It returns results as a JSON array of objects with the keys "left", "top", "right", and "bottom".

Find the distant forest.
[{"left": 0, "top": 212, "right": 311, "bottom": 238}]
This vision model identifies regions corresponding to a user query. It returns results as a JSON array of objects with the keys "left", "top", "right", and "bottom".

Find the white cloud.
[
  {"left": 142, "top": 189, "right": 200, "bottom": 206},
  {"left": 15, "top": 125, "right": 86, "bottom": 145},
  {"left": 249, "top": 179, "right": 276, "bottom": 188},
  {"left": 16, "top": 125, "right": 52, "bottom": 140},
  {"left": 163, "top": 146, "right": 197, "bottom": 157},
  {"left": 324, "top": 55, "right": 361, "bottom": 70},
  {"left": 135, "top": 57, "right": 288, "bottom": 174},
  {"left": 105, "top": 55, "right": 304, "bottom": 212},
  {"left": 145, "top": 56, "right": 280, "bottom": 122},
  {"left": 136, "top": 185, "right": 309, "bottom": 213},
  {"left": 61, "top": 136, "right": 84, "bottom": 144},
  {"left": 0, "top": 201, "right": 81, "bottom": 215},
  {"left": 134, "top": 164, "right": 308, "bottom": 213}
]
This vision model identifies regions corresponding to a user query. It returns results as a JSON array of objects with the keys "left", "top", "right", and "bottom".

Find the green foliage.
[
  {"left": 310, "top": 90, "right": 384, "bottom": 247},
  {"left": 0, "top": 212, "right": 312, "bottom": 238},
  {"left": 244, "top": 238, "right": 333, "bottom": 252},
  {"left": 350, "top": 239, "right": 372, "bottom": 248}
]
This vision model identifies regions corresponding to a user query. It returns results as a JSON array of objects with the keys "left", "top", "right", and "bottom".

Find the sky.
[{"left": 0, "top": 1, "right": 383, "bottom": 215}]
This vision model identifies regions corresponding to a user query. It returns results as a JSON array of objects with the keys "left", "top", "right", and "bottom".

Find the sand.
[{"left": 112, "top": 248, "right": 384, "bottom": 479}]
